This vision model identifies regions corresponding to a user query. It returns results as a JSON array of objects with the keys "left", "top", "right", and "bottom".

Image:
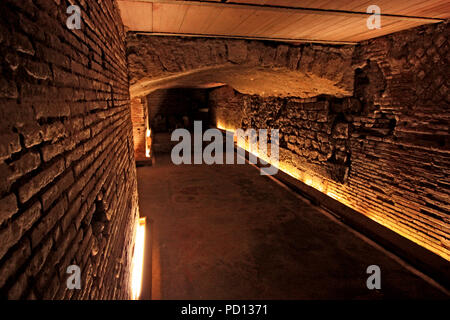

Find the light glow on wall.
[
  {"left": 217, "top": 121, "right": 236, "bottom": 133},
  {"left": 131, "top": 217, "right": 146, "bottom": 300},
  {"left": 218, "top": 124, "right": 323, "bottom": 190},
  {"left": 145, "top": 128, "right": 152, "bottom": 158}
]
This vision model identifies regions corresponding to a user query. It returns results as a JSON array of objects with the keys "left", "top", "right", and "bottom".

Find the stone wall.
[
  {"left": 0, "top": 0, "right": 139, "bottom": 299},
  {"left": 127, "top": 35, "right": 354, "bottom": 89},
  {"left": 209, "top": 21, "right": 449, "bottom": 261},
  {"left": 210, "top": 87, "right": 356, "bottom": 183},
  {"left": 127, "top": 35, "right": 356, "bottom": 97}
]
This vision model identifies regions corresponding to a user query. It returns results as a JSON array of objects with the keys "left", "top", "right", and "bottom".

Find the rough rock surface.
[{"left": 127, "top": 35, "right": 355, "bottom": 97}]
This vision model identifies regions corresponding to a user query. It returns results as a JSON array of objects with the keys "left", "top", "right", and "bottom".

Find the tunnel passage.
[
  {"left": 128, "top": 21, "right": 450, "bottom": 264},
  {"left": 128, "top": 35, "right": 356, "bottom": 162},
  {"left": 0, "top": 0, "right": 448, "bottom": 301}
]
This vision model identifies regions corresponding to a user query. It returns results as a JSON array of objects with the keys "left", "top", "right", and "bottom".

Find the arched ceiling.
[{"left": 130, "top": 64, "right": 353, "bottom": 98}]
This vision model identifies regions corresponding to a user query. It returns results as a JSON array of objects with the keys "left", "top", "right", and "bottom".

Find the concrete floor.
[{"left": 136, "top": 153, "right": 447, "bottom": 300}]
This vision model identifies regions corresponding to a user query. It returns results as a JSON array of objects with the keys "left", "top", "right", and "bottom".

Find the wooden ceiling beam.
[
  {"left": 134, "top": 0, "right": 445, "bottom": 23},
  {"left": 133, "top": 31, "right": 359, "bottom": 45}
]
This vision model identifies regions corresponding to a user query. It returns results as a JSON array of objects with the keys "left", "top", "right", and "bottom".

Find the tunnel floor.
[{"left": 136, "top": 153, "right": 446, "bottom": 300}]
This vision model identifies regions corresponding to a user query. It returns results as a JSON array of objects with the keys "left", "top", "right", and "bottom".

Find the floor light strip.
[{"left": 131, "top": 217, "right": 146, "bottom": 300}]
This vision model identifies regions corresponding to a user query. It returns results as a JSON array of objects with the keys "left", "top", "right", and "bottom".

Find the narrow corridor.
[
  {"left": 0, "top": 0, "right": 448, "bottom": 302},
  {"left": 137, "top": 154, "right": 446, "bottom": 300}
]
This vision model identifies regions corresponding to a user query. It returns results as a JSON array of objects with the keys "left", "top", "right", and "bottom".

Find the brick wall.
[
  {"left": 0, "top": 0, "right": 139, "bottom": 299},
  {"left": 131, "top": 97, "right": 148, "bottom": 161},
  {"left": 209, "top": 21, "right": 449, "bottom": 261}
]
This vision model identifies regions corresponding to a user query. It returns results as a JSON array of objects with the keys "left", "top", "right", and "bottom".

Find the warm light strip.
[
  {"left": 131, "top": 217, "right": 146, "bottom": 300},
  {"left": 145, "top": 128, "right": 151, "bottom": 158},
  {"left": 218, "top": 124, "right": 305, "bottom": 183}
]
